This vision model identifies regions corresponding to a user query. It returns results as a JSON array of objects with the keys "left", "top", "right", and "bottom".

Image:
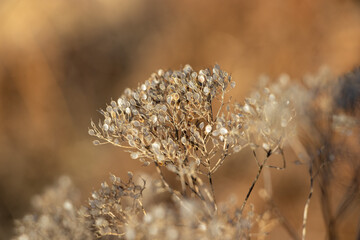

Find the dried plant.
[
  {"left": 83, "top": 172, "right": 146, "bottom": 238},
  {"left": 298, "top": 68, "right": 360, "bottom": 240},
  {"left": 88, "top": 65, "right": 294, "bottom": 211},
  {"left": 88, "top": 64, "right": 241, "bottom": 210},
  {"left": 13, "top": 65, "right": 360, "bottom": 239},
  {"left": 13, "top": 176, "right": 92, "bottom": 240}
]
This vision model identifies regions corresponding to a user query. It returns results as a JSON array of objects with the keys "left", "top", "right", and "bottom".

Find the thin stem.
[
  {"left": 302, "top": 164, "right": 314, "bottom": 240},
  {"left": 240, "top": 155, "right": 269, "bottom": 212},
  {"left": 205, "top": 149, "right": 217, "bottom": 212},
  {"left": 207, "top": 172, "right": 217, "bottom": 212},
  {"left": 210, "top": 150, "right": 229, "bottom": 174},
  {"left": 184, "top": 179, "right": 205, "bottom": 200},
  {"left": 154, "top": 162, "right": 181, "bottom": 202},
  {"left": 192, "top": 175, "right": 217, "bottom": 213}
]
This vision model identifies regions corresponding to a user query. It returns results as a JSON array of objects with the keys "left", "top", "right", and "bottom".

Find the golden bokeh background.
[{"left": 1, "top": 0, "right": 360, "bottom": 238}]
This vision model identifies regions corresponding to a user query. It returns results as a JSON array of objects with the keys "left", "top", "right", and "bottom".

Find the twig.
[
  {"left": 154, "top": 162, "right": 182, "bottom": 202},
  {"left": 302, "top": 163, "right": 314, "bottom": 240},
  {"left": 207, "top": 172, "right": 217, "bottom": 212},
  {"left": 240, "top": 151, "right": 271, "bottom": 212}
]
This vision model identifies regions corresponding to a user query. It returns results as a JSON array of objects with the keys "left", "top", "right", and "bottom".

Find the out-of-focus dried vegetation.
[{"left": 1, "top": 0, "right": 360, "bottom": 239}]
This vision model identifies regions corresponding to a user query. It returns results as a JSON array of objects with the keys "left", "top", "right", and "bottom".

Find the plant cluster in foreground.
[{"left": 14, "top": 65, "right": 360, "bottom": 239}]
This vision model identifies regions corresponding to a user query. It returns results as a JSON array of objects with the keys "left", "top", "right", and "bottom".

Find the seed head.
[{"left": 89, "top": 64, "right": 246, "bottom": 171}]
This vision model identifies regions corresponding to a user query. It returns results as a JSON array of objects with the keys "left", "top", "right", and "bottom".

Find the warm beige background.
[{"left": 0, "top": 0, "right": 359, "bottom": 238}]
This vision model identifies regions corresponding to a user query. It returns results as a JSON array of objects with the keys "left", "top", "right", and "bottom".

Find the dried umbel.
[
  {"left": 89, "top": 64, "right": 240, "bottom": 167},
  {"left": 83, "top": 172, "right": 146, "bottom": 238},
  {"left": 90, "top": 64, "right": 296, "bottom": 161},
  {"left": 90, "top": 65, "right": 241, "bottom": 207},
  {"left": 233, "top": 76, "right": 296, "bottom": 152}
]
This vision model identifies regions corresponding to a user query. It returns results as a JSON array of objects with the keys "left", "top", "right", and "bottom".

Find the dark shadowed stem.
[
  {"left": 320, "top": 170, "right": 336, "bottom": 240},
  {"left": 325, "top": 166, "right": 360, "bottom": 240},
  {"left": 205, "top": 153, "right": 217, "bottom": 211},
  {"left": 318, "top": 142, "right": 339, "bottom": 240},
  {"left": 155, "top": 162, "right": 215, "bottom": 216},
  {"left": 185, "top": 178, "right": 206, "bottom": 201},
  {"left": 240, "top": 156, "right": 268, "bottom": 213},
  {"left": 210, "top": 151, "right": 229, "bottom": 174},
  {"left": 207, "top": 172, "right": 217, "bottom": 211},
  {"left": 192, "top": 175, "right": 217, "bottom": 213},
  {"left": 155, "top": 162, "right": 182, "bottom": 202},
  {"left": 154, "top": 162, "right": 208, "bottom": 223},
  {"left": 335, "top": 166, "right": 360, "bottom": 220},
  {"left": 302, "top": 164, "right": 314, "bottom": 240}
]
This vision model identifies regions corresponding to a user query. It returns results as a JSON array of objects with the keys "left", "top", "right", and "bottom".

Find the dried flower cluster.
[
  {"left": 13, "top": 176, "right": 92, "bottom": 240},
  {"left": 89, "top": 64, "right": 294, "bottom": 160},
  {"left": 14, "top": 173, "right": 273, "bottom": 240},
  {"left": 89, "top": 64, "right": 241, "bottom": 171},
  {"left": 123, "top": 200, "right": 274, "bottom": 240},
  {"left": 13, "top": 65, "right": 360, "bottom": 240},
  {"left": 84, "top": 172, "right": 146, "bottom": 238},
  {"left": 234, "top": 76, "right": 296, "bottom": 152}
]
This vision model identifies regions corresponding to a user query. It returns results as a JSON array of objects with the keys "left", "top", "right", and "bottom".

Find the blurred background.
[{"left": 0, "top": 0, "right": 360, "bottom": 239}]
